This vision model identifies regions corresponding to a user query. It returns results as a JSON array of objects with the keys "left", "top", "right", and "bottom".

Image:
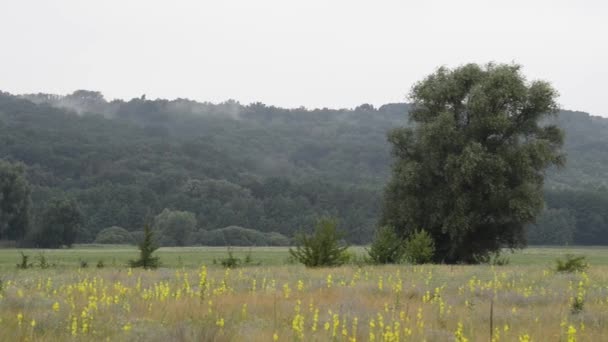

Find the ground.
[{"left": 0, "top": 246, "right": 606, "bottom": 341}]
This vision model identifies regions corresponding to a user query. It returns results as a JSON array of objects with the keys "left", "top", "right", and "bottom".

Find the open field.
[
  {"left": 2, "top": 246, "right": 608, "bottom": 270},
  {"left": 0, "top": 246, "right": 607, "bottom": 341}
]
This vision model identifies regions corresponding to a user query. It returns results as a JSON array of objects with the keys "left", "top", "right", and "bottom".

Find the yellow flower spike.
[
  {"left": 273, "top": 332, "right": 279, "bottom": 341},
  {"left": 455, "top": 322, "right": 468, "bottom": 342},
  {"left": 567, "top": 325, "right": 577, "bottom": 342},
  {"left": 17, "top": 312, "right": 23, "bottom": 326},
  {"left": 518, "top": 333, "right": 531, "bottom": 342},
  {"left": 31, "top": 319, "right": 36, "bottom": 328},
  {"left": 123, "top": 323, "right": 132, "bottom": 331}
]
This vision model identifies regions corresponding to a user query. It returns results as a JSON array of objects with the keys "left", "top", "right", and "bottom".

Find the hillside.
[{"left": 1, "top": 90, "right": 607, "bottom": 244}]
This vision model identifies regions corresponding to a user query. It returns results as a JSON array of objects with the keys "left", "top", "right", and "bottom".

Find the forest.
[{"left": 1, "top": 90, "right": 607, "bottom": 246}]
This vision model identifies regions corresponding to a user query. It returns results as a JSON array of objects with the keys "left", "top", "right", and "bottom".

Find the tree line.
[{"left": 0, "top": 79, "right": 607, "bottom": 247}]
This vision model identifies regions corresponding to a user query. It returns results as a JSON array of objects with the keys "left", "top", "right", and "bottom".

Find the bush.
[
  {"left": 403, "top": 230, "right": 435, "bottom": 264},
  {"left": 289, "top": 218, "right": 349, "bottom": 267},
  {"left": 367, "top": 226, "right": 404, "bottom": 264},
  {"left": 16, "top": 252, "right": 31, "bottom": 269},
  {"left": 196, "top": 226, "right": 290, "bottom": 246},
  {"left": 94, "top": 226, "right": 134, "bottom": 244},
  {"left": 555, "top": 254, "right": 588, "bottom": 273}
]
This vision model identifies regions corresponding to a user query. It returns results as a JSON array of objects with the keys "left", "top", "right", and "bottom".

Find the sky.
[{"left": 0, "top": 0, "right": 606, "bottom": 116}]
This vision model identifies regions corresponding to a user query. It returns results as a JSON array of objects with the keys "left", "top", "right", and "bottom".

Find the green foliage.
[
  {"left": 555, "top": 254, "right": 588, "bottom": 273},
  {"left": 571, "top": 296, "right": 585, "bottom": 314},
  {"left": 289, "top": 218, "right": 349, "bottom": 267},
  {"left": 367, "top": 226, "right": 404, "bottom": 264},
  {"left": 0, "top": 89, "right": 607, "bottom": 246},
  {"left": 34, "top": 197, "right": 83, "bottom": 248},
  {"left": 94, "top": 226, "right": 134, "bottom": 244},
  {"left": 527, "top": 208, "right": 575, "bottom": 245},
  {"left": 129, "top": 224, "right": 160, "bottom": 269},
  {"left": 153, "top": 209, "right": 197, "bottom": 246},
  {"left": 382, "top": 63, "right": 565, "bottom": 263},
  {"left": 36, "top": 253, "right": 51, "bottom": 269},
  {"left": 96, "top": 260, "right": 105, "bottom": 268},
  {"left": 403, "top": 230, "right": 435, "bottom": 264},
  {"left": 0, "top": 160, "right": 31, "bottom": 241},
  {"left": 212, "top": 248, "right": 259, "bottom": 268},
  {"left": 196, "top": 226, "right": 290, "bottom": 246},
  {"left": 16, "top": 252, "right": 31, "bottom": 269}
]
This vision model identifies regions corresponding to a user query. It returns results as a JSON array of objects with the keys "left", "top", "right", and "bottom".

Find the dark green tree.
[
  {"left": 381, "top": 63, "right": 565, "bottom": 263},
  {"left": 0, "top": 160, "right": 31, "bottom": 241},
  {"left": 289, "top": 217, "right": 349, "bottom": 267},
  {"left": 129, "top": 224, "right": 160, "bottom": 269},
  {"left": 152, "top": 208, "right": 197, "bottom": 246},
  {"left": 35, "top": 197, "right": 83, "bottom": 248},
  {"left": 367, "top": 226, "right": 405, "bottom": 264}
]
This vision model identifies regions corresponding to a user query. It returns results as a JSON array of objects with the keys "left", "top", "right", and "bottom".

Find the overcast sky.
[{"left": 1, "top": 0, "right": 606, "bottom": 116}]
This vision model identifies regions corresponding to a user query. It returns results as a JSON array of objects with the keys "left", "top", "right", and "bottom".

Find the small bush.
[
  {"left": 214, "top": 248, "right": 259, "bottom": 268},
  {"left": 289, "top": 217, "right": 349, "bottom": 267},
  {"left": 17, "top": 252, "right": 31, "bottom": 269},
  {"left": 219, "top": 248, "right": 240, "bottom": 268},
  {"left": 556, "top": 254, "right": 588, "bottom": 273},
  {"left": 80, "top": 259, "right": 89, "bottom": 268},
  {"left": 37, "top": 253, "right": 51, "bottom": 269},
  {"left": 367, "top": 226, "right": 404, "bottom": 264},
  {"left": 96, "top": 260, "right": 105, "bottom": 268},
  {"left": 403, "top": 230, "right": 435, "bottom": 264}
]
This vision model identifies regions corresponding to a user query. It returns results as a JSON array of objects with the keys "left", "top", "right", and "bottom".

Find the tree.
[
  {"left": 289, "top": 217, "right": 349, "bottom": 267},
  {"left": 129, "top": 224, "right": 160, "bottom": 269},
  {"left": 0, "top": 160, "right": 31, "bottom": 241},
  {"left": 381, "top": 63, "right": 565, "bottom": 263},
  {"left": 153, "top": 208, "right": 197, "bottom": 246},
  {"left": 527, "top": 208, "right": 576, "bottom": 245},
  {"left": 94, "top": 226, "right": 135, "bottom": 244},
  {"left": 35, "top": 197, "right": 83, "bottom": 248}
]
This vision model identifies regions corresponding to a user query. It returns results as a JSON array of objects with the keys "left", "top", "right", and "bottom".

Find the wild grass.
[{"left": 0, "top": 247, "right": 607, "bottom": 341}]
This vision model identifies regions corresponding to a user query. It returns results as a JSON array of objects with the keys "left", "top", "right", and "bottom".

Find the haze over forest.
[{"left": 1, "top": 90, "right": 607, "bottom": 246}]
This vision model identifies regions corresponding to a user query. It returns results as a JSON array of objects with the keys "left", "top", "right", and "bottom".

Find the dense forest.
[{"left": 1, "top": 90, "right": 607, "bottom": 246}]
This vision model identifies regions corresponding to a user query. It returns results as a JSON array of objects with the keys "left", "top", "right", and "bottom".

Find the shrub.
[
  {"left": 16, "top": 252, "right": 31, "bottom": 269},
  {"left": 36, "top": 253, "right": 51, "bottom": 269},
  {"left": 96, "top": 260, "right": 105, "bottom": 268},
  {"left": 129, "top": 224, "right": 160, "bottom": 269},
  {"left": 289, "top": 217, "right": 349, "bottom": 267},
  {"left": 403, "top": 230, "right": 435, "bottom": 264},
  {"left": 367, "top": 226, "right": 404, "bottom": 264},
  {"left": 94, "top": 226, "right": 134, "bottom": 244},
  {"left": 555, "top": 254, "right": 588, "bottom": 273},
  {"left": 197, "top": 226, "right": 290, "bottom": 246}
]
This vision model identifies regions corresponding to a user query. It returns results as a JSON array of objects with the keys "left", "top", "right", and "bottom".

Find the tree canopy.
[
  {"left": 381, "top": 63, "right": 565, "bottom": 263},
  {"left": 0, "top": 160, "right": 31, "bottom": 241},
  {"left": 0, "top": 88, "right": 606, "bottom": 246}
]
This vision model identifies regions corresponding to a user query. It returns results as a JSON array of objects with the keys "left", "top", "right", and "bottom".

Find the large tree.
[
  {"left": 381, "top": 63, "right": 565, "bottom": 263},
  {"left": 0, "top": 160, "right": 31, "bottom": 241},
  {"left": 35, "top": 197, "right": 83, "bottom": 248}
]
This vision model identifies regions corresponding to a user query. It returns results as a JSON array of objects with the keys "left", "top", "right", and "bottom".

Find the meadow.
[{"left": 0, "top": 246, "right": 607, "bottom": 341}]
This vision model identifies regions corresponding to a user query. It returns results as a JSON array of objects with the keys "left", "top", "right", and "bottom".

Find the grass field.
[{"left": 1, "top": 246, "right": 607, "bottom": 341}]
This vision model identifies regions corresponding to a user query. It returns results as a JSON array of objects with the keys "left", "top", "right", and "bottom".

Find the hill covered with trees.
[{"left": 0, "top": 90, "right": 607, "bottom": 246}]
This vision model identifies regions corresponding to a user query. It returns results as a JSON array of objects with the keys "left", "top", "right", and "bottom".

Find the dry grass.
[{"left": 0, "top": 263, "right": 607, "bottom": 341}]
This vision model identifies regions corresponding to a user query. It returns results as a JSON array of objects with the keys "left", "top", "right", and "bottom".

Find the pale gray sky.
[{"left": 1, "top": 0, "right": 606, "bottom": 116}]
